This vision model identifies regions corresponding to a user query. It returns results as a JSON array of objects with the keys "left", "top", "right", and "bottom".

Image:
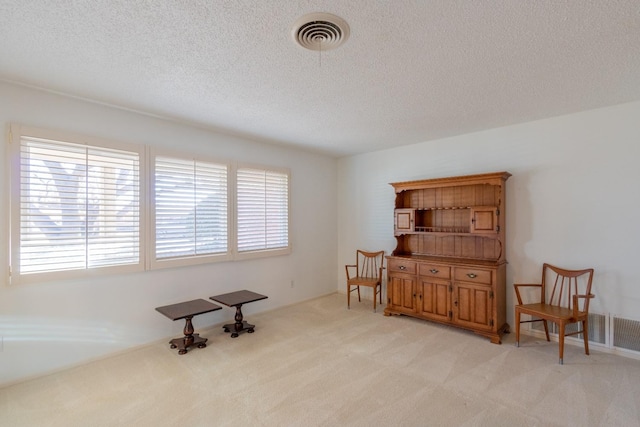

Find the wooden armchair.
[
  {"left": 514, "top": 263, "right": 595, "bottom": 364},
  {"left": 345, "top": 250, "right": 385, "bottom": 312}
]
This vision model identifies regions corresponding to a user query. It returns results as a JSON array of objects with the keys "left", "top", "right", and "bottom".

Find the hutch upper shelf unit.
[{"left": 385, "top": 171, "right": 511, "bottom": 344}]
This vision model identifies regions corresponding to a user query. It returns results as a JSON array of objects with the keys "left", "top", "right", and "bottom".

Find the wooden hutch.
[{"left": 385, "top": 171, "right": 511, "bottom": 344}]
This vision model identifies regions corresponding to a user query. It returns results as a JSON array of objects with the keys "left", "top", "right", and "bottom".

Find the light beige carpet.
[{"left": 1, "top": 292, "right": 639, "bottom": 427}]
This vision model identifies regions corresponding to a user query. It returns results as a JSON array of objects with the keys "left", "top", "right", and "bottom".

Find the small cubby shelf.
[{"left": 395, "top": 205, "right": 500, "bottom": 240}]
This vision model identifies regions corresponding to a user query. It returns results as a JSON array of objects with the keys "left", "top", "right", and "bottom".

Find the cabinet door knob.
[
  {"left": 429, "top": 268, "right": 439, "bottom": 274},
  {"left": 467, "top": 273, "right": 477, "bottom": 279},
  {"left": 399, "top": 265, "right": 406, "bottom": 270}
]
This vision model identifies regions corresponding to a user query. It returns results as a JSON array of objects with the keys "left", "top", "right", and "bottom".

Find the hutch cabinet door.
[
  {"left": 388, "top": 273, "right": 417, "bottom": 313},
  {"left": 417, "top": 278, "right": 451, "bottom": 323},
  {"left": 394, "top": 208, "right": 415, "bottom": 235},
  {"left": 470, "top": 206, "right": 499, "bottom": 234},
  {"left": 452, "top": 282, "right": 493, "bottom": 332}
]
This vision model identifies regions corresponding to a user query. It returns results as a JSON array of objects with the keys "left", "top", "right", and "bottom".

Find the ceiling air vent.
[{"left": 292, "top": 13, "right": 350, "bottom": 51}]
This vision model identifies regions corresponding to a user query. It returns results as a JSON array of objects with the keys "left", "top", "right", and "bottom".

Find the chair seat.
[
  {"left": 516, "top": 303, "right": 585, "bottom": 322},
  {"left": 347, "top": 277, "right": 379, "bottom": 287}
]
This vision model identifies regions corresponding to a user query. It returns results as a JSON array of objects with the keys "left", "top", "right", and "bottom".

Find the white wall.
[
  {"left": 338, "top": 101, "right": 640, "bottom": 326},
  {"left": 0, "top": 82, "right": 338, "bottom": 386}
]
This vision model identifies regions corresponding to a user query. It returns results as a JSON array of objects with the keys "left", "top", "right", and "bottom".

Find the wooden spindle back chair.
[
  {"left": 345, "top": 250, "right": 385, "bottom": 312},
  {"left": 514, "top": 263, "right": 595, "bottom": 364}
]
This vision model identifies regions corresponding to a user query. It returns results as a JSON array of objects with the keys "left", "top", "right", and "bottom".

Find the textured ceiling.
[{"left": 1, "top": 1, "right": 640, "bottom": 157}]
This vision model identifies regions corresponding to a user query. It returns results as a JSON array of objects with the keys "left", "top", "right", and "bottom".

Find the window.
[
  {"left": 150, "top": 152, "right": 230, "bottom": 268},
  {"left": 9, "top": 125, "right": 144, "bottom": 284},
  {"left": 236, "top": 166, "right": 290, "bottom": 258},
  {"left": 7, "top": 124, "right": 291, "bottom": 284}
]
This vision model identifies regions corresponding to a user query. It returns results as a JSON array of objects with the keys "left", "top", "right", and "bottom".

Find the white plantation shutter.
[
  {"left": 17, "top": 136, "right": 140, "bottom": 275},
  {"left": 237, "top": 167, "right": 289, "bottom": 253},
  {"left": 10, "top": 125, "right": 291, "bottom": 284},
  {"left": 154, "top": 156, "right": 228, "bottom": 260}
]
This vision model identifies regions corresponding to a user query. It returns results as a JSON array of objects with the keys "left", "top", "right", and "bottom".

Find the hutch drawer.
[
  {"left": 388, "top": 259, "right": 417, "bottom": 274},
  {"left": 418, "top": 263, "right": 451, "bottom": 280},
  {"left": 454, "top": 267, "right": 492, "bottom": 285}
]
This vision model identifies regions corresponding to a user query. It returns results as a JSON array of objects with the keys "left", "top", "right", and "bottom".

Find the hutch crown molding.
[{"left": 385, "top": 171, "right": 511, "bottom": 344}]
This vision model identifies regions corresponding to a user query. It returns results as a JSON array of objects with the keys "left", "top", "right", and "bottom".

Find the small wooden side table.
[
  {"left": 209, "top": 290, "right": 268, "bottom": 338},
  {"left": 155, "top": 299, "right": 222, "bottom": 354}
]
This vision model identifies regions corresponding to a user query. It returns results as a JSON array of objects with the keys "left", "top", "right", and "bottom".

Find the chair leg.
[
  {"left": 543, "top": 319, "right": 550, "bottom": 341},
  {"left": 357, "top": 286, "right": 361, "bottom": 302},
  {"left": 558, "top": 323, "right": 565, "bottom": 365},
  {"left": 583, "top": 319, "right": 590, "bottom": 355},
  {"left": 347, "top": 284, "right": 351, "bottom": 309},
  {"left": 373, "top": 287, "right": 377, "bottom": 313},
  {"left": 515, "top": 309, "right": 520, "bottom": 347},
  {"left": 379, "top": 284, "right": 383, "bottom": 304}
]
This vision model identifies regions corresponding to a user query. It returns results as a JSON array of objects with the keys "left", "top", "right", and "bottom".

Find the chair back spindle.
[
  {"left": 544, "top": 263, "right": 593, "bottom": 313},
  {"left": 358, "top": 251, "right": 381, "bottom": 279}
]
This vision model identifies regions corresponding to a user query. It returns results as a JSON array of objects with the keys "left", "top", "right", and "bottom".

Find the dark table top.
[
  {"left": 209, "top": 290, "right": 268, "bottom": 307},
  {"left": 155, "top": 299, "right": 222, "bottom": 321}
]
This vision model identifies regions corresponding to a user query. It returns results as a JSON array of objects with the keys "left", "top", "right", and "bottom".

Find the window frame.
[
  {"left": 234, "top": 163, "right": 291, "bottom": 261},
  {"left": 8, "top": 124, "right": 147, "bottom": 285},
  {"left": 148, "top": 147, "right": 233, "bottom": 270}
]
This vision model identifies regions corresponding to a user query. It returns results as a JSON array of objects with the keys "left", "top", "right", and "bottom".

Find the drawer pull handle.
[
  {"left": 399, "top": 265, "right": 406, "bottom": 270},
  {"left": 429, "top": 268, "right": 439, "bottom": 274},
  {"left": 467, "top": 273, "right": 477, "bottom": 279}
]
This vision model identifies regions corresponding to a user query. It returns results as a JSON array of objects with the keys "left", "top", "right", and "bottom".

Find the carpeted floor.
[{"left": 1, "top": 292, "right": 639, "bottom": 427}]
